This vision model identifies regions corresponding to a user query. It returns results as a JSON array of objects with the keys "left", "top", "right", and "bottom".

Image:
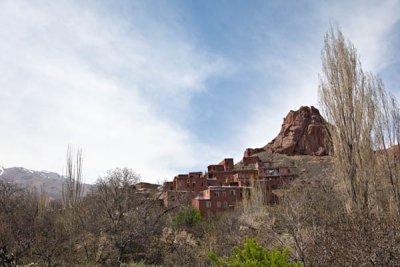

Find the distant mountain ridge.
[
  {"left": 0, "top": 166, "right": 91, "bottom": 199},
  {"left": 0, "top": 166, "right": 64, "bottom": 179}
]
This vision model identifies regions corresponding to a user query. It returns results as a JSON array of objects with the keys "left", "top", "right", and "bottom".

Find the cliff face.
[{"left": 265, "top": 106, "right": 332, "bottom": 156}]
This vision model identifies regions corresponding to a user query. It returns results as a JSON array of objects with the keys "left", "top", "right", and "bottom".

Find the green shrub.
[
  {"left": 208, "top": 238, "right": 303, "bottom": 267},
  {"left": 173, "top": 206, "right": 202, "bottom": 227}
]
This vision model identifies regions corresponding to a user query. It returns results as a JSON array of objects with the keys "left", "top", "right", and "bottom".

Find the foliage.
[
  {"left": 173, "top": 206, "right": 202, "bottom": 227},
  {"left": 208, "top": 238, "right": 303, "bottom": 267}
]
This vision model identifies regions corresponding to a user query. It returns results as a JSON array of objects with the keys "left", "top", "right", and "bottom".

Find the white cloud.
[
  {"left": 318, "top": 0, "right": 400, "bottom": 72},
  {"left": 0, "top": 0, "right": 229, "bottom": 183}
]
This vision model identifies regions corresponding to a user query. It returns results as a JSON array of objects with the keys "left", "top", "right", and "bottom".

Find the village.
[{"left": 156, "top": 148, "right": 298, "bottom": 219}]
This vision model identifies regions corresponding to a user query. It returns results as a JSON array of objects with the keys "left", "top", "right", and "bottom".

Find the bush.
[
  {"left": 173, "top": 206, "right": 202, "bottom": 227},
  {"left": 208, "top": 238, "right": 303, "bottom": 267}
]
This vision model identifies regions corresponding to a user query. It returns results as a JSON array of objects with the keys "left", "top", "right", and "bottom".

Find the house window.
[
  {"left": 206, "top": 201, "right": 211, "bottom": 208},
  {"left": 217, "top": 201, "right": 221, "bottom": 208},
  {"left": 214, "top": 191, "right": 220, "bottom": 197},
  {"left": 224, "top": 201, "right": 228, "bottom": 208},
  {"left": 222, "top": 191, "right": 227, "bottom": 197},
  {"left": 230, "top": 190, "right": 236, "bottom": 196}
]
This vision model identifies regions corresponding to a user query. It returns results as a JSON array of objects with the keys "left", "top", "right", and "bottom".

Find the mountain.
[
  {"left": 0, "top": 166, "right": 91, "bottom": 199},
  {"left": 265, "top": 106, "right": 332, "bottom": 156}
]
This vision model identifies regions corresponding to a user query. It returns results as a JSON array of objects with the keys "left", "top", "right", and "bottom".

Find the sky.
[{"left": 0, "top": 0, "right": 399, "bottom": 184}]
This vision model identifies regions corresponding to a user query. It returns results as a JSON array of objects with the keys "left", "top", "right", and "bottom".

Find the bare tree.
[
  {"left": 319, "top": 26, "right": 377, "bottom": 211},
  {"left": 373, "top": 82, "right": 400, "bottom": 215},
  {"left": 61, "top": 146, "right": 92, "bottom": 264},
  {"left": 95, "top": 167, "right": 140, "bottom": 228},
  {"left": 92, "top": 168, "right": 168, "bottom": 264},
  {"left": 62, "top": 145, "right": 84, "bottom": 209},
  {"left": 319, "top": 25, "right": 400, "bottom": 216}
]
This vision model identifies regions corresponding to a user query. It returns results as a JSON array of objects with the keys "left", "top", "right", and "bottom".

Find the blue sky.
[{"left": 0, "top": 0, "right": 399, "bottom": 183}]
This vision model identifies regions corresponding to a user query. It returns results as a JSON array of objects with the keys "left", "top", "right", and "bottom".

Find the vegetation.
[
  {"left": 209, "top": 238, "right": 303, "bottom": 267},
  {"left": 173, "top": 206, "right": 202, "bottom": 227}
]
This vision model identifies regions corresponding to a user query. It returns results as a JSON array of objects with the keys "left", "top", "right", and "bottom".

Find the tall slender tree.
[
  {"left": 62, "top": 145, "right": 84, "bottom": 209},
  {"left": 319, "top": 26, "right": 376, "bottom": 210}
]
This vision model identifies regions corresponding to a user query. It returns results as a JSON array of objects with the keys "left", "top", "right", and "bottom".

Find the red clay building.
[
  {"left": 162, "top": 155, "right": 297, "bottom": 217},
  {"left": 192, "top": 186, "right": 246, "bottom": 219}
]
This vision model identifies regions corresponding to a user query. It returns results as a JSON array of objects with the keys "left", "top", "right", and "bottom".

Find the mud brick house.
[
  {"left": 173, "top": 172, "right": 205, "bottom": 195},
  {"left": 159, "top": 150, "right": 297, "bottom": 218},
  {"left": 192, "top": 186, "right": 247, "bottom": 219}
]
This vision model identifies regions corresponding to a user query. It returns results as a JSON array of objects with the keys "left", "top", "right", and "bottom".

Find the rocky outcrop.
[{"left": 265, "top": 106, "right": 332, "bottom": 156}]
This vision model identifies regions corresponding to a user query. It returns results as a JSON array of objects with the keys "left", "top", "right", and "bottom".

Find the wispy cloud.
[
  {"left": 0, "top": 0, "right": 230, "bottom": 182},
  {"left": 318, "top": 0, "right": 400, "bottom": 71}
]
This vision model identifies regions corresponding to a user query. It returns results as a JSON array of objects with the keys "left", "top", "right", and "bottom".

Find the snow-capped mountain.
[{"left": 0, "top": 166, "right": 91, "bottom": 199}]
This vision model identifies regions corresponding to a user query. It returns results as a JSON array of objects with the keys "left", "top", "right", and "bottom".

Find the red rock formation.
[{"left": 265, "top": 106, "right": 332, "bottom": 156}]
